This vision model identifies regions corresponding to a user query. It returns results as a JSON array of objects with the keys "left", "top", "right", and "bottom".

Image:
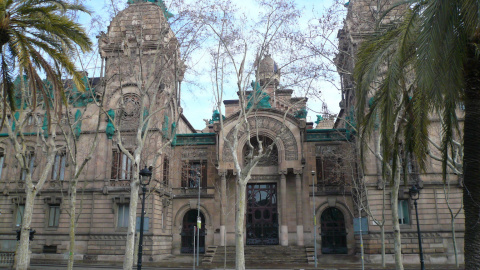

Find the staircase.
[{"left": 208, "top": 245, "right": 308, "bottom": 266}]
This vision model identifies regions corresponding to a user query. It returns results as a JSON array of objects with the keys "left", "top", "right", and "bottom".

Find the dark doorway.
[
  {"left": 321, "top": 207, "right": 347, "bottom": 254},
  {"left": 181, "top": 210, "right": 205, "bottom": 253},
  {"left": 246, "top": 183, "right": 279, "bottom": 245}
]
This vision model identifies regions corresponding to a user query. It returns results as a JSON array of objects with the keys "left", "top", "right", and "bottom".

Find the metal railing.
[{"left": 0, "top": 252, "right": 15, "bottom": 266}]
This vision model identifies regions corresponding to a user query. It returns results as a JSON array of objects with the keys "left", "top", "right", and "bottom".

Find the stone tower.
[
  {"left": 256, "top": 54, "right": 280, "bottom": 96},
  {"left": 335, "top": 0, "right": 404, "bottom": 129},
  {"left": 98, "top": 1, "right": 185, "bottom": 115}
]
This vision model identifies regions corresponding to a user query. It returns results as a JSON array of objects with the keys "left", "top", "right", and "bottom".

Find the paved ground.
[{"left": 0, "top": 263, "right": 463, "bottom": 270}]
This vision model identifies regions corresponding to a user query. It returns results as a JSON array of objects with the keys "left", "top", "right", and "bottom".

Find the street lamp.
[
  {"left": 311, "top": 170, "right": 317, "bottom": 268},
  {"left": 137, "top": 166, "right": 152, "bottom": 270},
  {"left": 409, "top": 185, "right": 425, "bottom": 270}
]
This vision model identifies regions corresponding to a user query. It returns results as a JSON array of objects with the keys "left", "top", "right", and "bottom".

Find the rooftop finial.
[{"left": 127, "top": 0, "right": 173, "bottom": 19}]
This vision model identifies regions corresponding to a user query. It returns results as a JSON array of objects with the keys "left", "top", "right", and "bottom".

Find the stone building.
[
  {"left": 0, "top": 0, "right": 464, "bottom": 266},
  {"left": 334, "top": 0, "right": 464, "bottom": 265}
]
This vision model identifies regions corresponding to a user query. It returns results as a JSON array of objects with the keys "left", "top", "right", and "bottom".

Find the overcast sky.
[{"left": 80, "top": 0, "right": 345, "bottom": 130}]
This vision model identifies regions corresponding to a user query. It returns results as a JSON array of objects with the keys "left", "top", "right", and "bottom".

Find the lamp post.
[
  {"left": 311, "top": 170, "right": 317, "bottom": 268},
  {"left": 137, "top": 166, "right": 152, "bottom": 270},
  {"left": 409, "top": 185, "right": 425, "bottom": 270}
]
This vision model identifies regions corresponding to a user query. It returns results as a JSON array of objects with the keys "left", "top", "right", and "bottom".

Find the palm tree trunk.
[{"left": 463, "top": 41, "right": 480, "bottom": 270}]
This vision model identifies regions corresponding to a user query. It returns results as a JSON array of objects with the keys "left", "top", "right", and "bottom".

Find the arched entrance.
[
  {"left": 181, "top": 210, "right": 205, "bottom": 253},
  {"left": 321, "top": 207, "right": 347, "bottom": 254}
]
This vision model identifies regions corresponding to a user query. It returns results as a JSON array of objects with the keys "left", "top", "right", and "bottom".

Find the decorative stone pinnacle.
[{"left": 127, "top": 0, "right": 173, "bottom": 19}]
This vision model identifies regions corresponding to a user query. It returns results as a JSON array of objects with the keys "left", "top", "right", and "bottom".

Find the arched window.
[{"left": 243, "top": 136, "right": 278, "bottom": 166}]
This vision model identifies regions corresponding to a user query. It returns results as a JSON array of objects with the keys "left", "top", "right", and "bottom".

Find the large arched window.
[{"left": 243, "top": 136, "right": 278, "bottom": 166}]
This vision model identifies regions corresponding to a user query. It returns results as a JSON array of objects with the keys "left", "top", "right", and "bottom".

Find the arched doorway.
[
  {"left": 246, "top": 183, "right": 279, "bottom": 245},
  {"left": 321, "top": 207, "right": 347, "bottom": 254},
  {"left": 181, "top": 210, "right": 205, "bottom": 253}
]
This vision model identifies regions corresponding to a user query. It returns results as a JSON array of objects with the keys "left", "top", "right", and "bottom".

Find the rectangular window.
[
  {"left": 111, "top": 150, "right": 133, "bottom": 180},
  {"left": 52, "top": 153, "right": 66, "bottom": 180},
  {"left": 117, "top": 204, "right": 129, "bottom": 228},
  {"left": 48, "top": 205, "right": 60, "bottom": 227},
  {"left": 0, "top": 150, "right": 4, "bottom": 180},
  {"left": 162, "top": 157, "right": 169, "bottom": 186},
  {"left": 398, "top": 200, "right": 410, "bottom": 225},
  {"left": 181, "top": 161, "right": 207, "bottom": 188},
  {"left": 21, "top": 152, "right": 35, "bottom": 181},
  {"left": 15, "top": 205, "right": 25, "bottom": 227}
]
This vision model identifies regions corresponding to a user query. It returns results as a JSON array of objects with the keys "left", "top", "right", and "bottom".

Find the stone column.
[
  {"left": 279, "top": 170, "right": 288, "bottom": 246},
  {"left": 294, "top": 169, "right": 304, "bottom": 246},
  {"left": 220, "top": 171, "right": 227, "bottom": 246}
]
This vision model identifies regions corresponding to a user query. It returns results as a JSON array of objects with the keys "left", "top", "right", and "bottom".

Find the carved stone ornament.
[
  {"left": 120, "top": 93, "right": 141, "bottom": 121},
  {"left": 223, "top": 116, "right": 298, "bottom": 162},
  {"left": 250, "top": 175, "right": 279, "bottom": 181},
  {"left": 181, "top": 147, "right": 208, "bottom": 160},
  {"left": 315, "top": 145, "right": 340, "bottom": 157}
]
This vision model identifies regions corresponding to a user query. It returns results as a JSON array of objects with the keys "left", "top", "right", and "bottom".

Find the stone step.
[
  {"left": 202, "top": 246, "right": 217, "bottom": 264},
  {"left": 209, "top": 246, "right": 308, "bottom": 265}
]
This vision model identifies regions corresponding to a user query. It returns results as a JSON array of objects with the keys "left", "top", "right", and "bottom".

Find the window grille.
[{"left": 181, "top": 161, "right": 207, "bottom": 188}]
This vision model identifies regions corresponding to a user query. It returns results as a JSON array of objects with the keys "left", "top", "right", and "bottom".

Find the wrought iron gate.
[
  {"left": 181, "top": 210, "right": 205, "bottom": 253},
  {"left": 321, "top": 207, "right": 347, "bottom": 254},
  {"left": 246, "top": 183, "right": 279, "bottom": 245}
]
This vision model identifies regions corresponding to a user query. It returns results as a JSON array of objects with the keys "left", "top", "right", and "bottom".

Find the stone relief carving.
[
  {"left": 223, "top": 116, "right": 298, "bottom": 162},
  {"left": 250, "top": 175, "right": 279, "bottom": 181},
  {"left": 181, "top": 147, "right": 208, "bottom": 160},
  {"left": 315, "top": 145, "right": 340, "bottom": 156}
]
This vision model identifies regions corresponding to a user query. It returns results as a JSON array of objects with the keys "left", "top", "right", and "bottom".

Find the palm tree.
[
  {"left": 0, "top": 0, "right": 92, "bottom": 121},
  {"left": 354, "top": 1, "right": 480, "bottom": 269}
]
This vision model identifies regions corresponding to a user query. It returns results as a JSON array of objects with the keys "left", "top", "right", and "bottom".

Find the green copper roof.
[
  {"left": 172, "top": 133, "right": 216, "bottom": 146},
  {"left": 127, "top": 0, "right": 174, "bottom": 19},
  {"left": 306, "top": 129, "right": 350, "bottom": 142},
  {"left": 247, "top": 81, "right": 271, "bottom": 109}
]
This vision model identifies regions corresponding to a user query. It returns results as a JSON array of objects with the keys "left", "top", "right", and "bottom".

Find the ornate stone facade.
[{"left": 0, "top": 0, "right": 463, "bottom": 267}]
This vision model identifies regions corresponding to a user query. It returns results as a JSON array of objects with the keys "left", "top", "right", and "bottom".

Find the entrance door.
[
  {"left": 321, "top": 207, "right": 347, "bottom": 254},
  {"left": 181, "top": 210, "right": 205, "bottom": 253},
  {"left": 246, "top": 183, "right": 278, "bottom": 245}
]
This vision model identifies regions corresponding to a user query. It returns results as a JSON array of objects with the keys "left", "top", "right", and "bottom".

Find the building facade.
[{"left": 0, "top": 0, "right": 464, "bottom": 266}]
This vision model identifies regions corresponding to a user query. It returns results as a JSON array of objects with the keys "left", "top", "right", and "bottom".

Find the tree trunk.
[
  {"left": 224, "top": 228, "right": 227, "bottom": 270},
  {"left": 450, "top": 217, "right": 459, "bottom": 268},
  {"left": 123, "top": 178, "right": 140, "bottom": 270},
  {"left": 381, "top": 225, "right": 385, "bottom": 268},
  {"left": 390, "top": 167, "right": 404, "bottom": 270},
  {"left": 67, "top": 183, "right": 77, "bottom": 270},
  {"left": 16, "top": 185, "right": 34, "bottom": 270},
  {"left": 463, "top": 42, "right": 480, "bottom": 270},
  {"left": 235, "top": 181, "right": 246, "bottom": 270}
]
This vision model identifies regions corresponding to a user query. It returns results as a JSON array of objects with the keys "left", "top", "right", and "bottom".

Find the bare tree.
[
  {"left": 195, "top": 0, "right": 340, "bottom": 269},
  {"left": 3, "top": 75, "right": 65, "bottom": 270},
  {"left": 95, "top": 2, "right": 206, "bottom": 268}
]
